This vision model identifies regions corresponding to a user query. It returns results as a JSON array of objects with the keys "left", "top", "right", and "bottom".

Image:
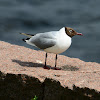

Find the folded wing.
[{"left": 29, "top": 32, "right": 57, "bottom": 49}]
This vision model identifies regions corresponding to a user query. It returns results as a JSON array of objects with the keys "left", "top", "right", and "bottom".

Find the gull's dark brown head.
[{"left": 65, "top": 27, "right": 83, "bottom": 38}]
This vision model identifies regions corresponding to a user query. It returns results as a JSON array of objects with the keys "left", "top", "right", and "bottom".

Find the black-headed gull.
[{"left": 20, "top": 27, "right": 83, "bottom": 70}]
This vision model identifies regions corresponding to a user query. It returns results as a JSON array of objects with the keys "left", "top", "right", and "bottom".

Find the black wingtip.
[
  {"left": 22, "top": 39, "right": 26, "bottom": 42},
  {"left": 22, "top": 38, "right": 30, "bottom": 42},
  {"left": 20, "top": 33, "right": 22, "bottom": 34}
]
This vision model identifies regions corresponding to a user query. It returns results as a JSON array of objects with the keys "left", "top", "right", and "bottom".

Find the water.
[{"left": 0, "top": 0, "right": 100, "bottom": 63}]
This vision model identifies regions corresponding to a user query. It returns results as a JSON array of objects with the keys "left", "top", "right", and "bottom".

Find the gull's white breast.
[{"left": 44, "top": 29, "right": 72, "bottom": 54}]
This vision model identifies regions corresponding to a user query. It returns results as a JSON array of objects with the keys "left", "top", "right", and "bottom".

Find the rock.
[{"left": 0, "top": 41, "right": 100, "bottom": 100}]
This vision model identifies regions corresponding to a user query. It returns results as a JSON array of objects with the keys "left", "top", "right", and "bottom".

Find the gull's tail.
[{"left": 20, "top": 33, "right": 34, "bottom": 38}]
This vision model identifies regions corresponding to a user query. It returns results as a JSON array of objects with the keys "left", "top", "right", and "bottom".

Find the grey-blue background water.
[{"left": 0, "top": 0, "right": 100, "bottom": 63}]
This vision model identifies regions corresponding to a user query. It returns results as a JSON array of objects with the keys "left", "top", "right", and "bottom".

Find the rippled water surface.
[{"left": 0, "top": 0, "right": 100, "bottom": 63}]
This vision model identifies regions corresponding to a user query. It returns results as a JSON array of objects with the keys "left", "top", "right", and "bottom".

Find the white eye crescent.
[{"left": 69, "top": 30, "right": 72, "bottom": 33}]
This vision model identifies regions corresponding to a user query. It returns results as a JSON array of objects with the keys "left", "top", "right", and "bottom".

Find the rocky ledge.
[{"left": 0, "top": 41, "right": 100, "bottom": 100}]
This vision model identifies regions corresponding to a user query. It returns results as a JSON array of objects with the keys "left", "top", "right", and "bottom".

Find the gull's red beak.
[{"left": 76, "top": 33, "right": 83, "bottom": 36}]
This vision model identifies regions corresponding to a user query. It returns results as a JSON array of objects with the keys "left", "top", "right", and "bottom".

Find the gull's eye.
[{"left": 69, "top": 30, "right": 73, "bottom": 33}]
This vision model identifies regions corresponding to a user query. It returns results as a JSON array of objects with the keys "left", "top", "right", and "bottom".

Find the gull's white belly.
[{"left": 44, "top": 35, "right": 71, "bottom": 54}]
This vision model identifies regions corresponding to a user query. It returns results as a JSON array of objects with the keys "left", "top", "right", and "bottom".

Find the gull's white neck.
[{"left": 59, "top": 27, "right": 71, "bottom": 38}]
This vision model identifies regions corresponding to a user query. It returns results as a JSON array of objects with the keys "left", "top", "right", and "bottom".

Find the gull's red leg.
[
  {"left": 43, "top": 53, "right": 50, "bottom": 69},
  {"left": 53, "top": 54, "right": 61, "bottom": 70}
]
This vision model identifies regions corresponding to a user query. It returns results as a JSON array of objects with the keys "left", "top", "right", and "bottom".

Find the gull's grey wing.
[{"left": 29, "top": 31, "right": 57, "bottom": 49}]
